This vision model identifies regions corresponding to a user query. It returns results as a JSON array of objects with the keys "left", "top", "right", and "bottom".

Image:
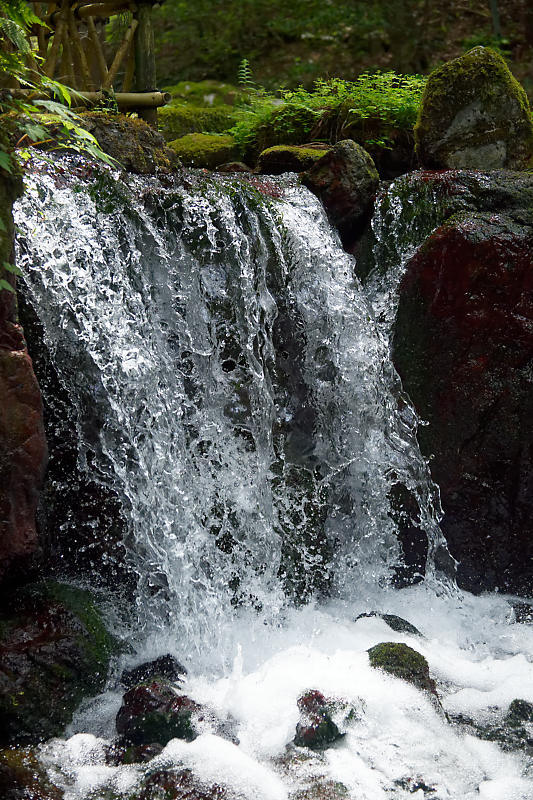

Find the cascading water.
[{"left": 13, "top": 158, "right": 533, "bottom": 800}]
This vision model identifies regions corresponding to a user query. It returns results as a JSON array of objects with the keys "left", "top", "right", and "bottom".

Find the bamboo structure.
[{"left": 18, "top": 0, "right": 167, "bottom": 124}]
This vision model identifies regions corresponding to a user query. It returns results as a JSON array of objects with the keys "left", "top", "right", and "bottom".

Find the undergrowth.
[{"left": 230, "top": 72, "right": 427, "bottom": 156}]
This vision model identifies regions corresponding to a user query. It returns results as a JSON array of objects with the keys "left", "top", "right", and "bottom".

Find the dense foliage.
[
  {"left": 153, "top": 0, "right": 533, "bottom": 98},
  {"left": 230, "top": 72, "right": 427, "bottom": 156}
]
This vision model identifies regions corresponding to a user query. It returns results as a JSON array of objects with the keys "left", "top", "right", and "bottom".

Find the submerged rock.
[
  {"left": 367, "top": 642, "right": 437, "bottom": 697},
  {"left": 168, "top": 133, "right": 238, "bottom": 168},
  {"left": 301, "top": 139, "right": 379, "bottom": 246},
  {"left": 257, "top": 144, "right": 330, "bottom": 175},
  {"left": 356, "top": 613, "right": 422, "bottom": 636},
  {"left": 0, "top": 581, "right": 117, "bottom": 745},
  {"left": 293, "top": 690, "right": 344, "bottom": 750},
  {"left": 415, "top": 47, "right": 533, "bottom": 169},
  {"left": 120, "top": 654, "right": 187, "bottom": 689},
  {"left": 116, "top": 681, "right": 201, "bottom": 746}
]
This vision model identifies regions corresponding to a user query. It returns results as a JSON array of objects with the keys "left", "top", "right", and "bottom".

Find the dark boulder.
[
  {"left": 293, "top": 690, "right": 344, "bottom": 750},
  {"left": 116, "top": 681, "right": 201, "bottom": 746},
  {"left": 0, "top": 747, "right": 63, "bottom": 800},
  {"left": 301, "top": 139, "right": 379, "bottom": 246},
  {"left": 393, "top": 197, "right": 533, "bottom": 596},
  {"left": 120, "top": 654, "right": 187, "bottom": 689},
  {"left": 0, "top": 581, "right": 117, "bottom": 745},
  {"left": 356, "top": 613, "right": 422, "bottom": 636}
]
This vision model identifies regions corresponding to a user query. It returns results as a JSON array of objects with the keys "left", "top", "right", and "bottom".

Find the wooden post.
[{"left": 134, "top": 1, "right": 157, "bottom": 125}]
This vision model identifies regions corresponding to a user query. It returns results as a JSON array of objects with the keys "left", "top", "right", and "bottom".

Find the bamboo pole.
[
  {"left": 102, "top": 19, "right": 138, "bottom": 89},
  {"left": 8, "top": 88, "right": 171, "bottom": 108},
  {"left": 76, "top": 1, "right": 132, "bottom": 19},
  {"left": 43, "top": 5, "right": 67, "bottom": 77},
  {"left": 121, "top": 37, "right": 135, "bottom": 92},
  {"left": 134, "top": 1, "right": 156, "bottom": 124},
  {"left": 68, "top": 10, "right": 94, "bottom": 89},
  {"left": 61, "top": 16, "right": 77, "bottom": 87},
  {"left": 86, "top": 17, "right": 109, "bottom": 85}
]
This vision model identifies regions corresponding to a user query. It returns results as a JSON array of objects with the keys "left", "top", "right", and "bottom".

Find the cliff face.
[{"left": 0, "top": 166, "right": 47, "bottom": 583}]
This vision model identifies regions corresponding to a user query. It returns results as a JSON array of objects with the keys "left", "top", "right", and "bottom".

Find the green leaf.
[
  {"left": 0, "top": 151, "right": 13, "bottom": 173},
  {"left": 0, "top": 278, "right": 15, "bottom": 293},
  {"left": 3, "top": 261, "right": 22, "bottom": 276}
]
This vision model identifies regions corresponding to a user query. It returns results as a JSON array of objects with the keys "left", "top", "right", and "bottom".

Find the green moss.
[
  {"left": 415, "top": 47, "right": 533, "bottom": 168},
  {"left": 162, "top": 80, "right": 244, "bottom": 107},
  {"left": 257, "top": 144, "right": 329, "bottom": 173},
  {"left": 158, "top": 103, "right": 236, "bottom": 142},
  {"left": 41, "top": 581, "right": 118, "bottom": 678},
  {"left": 0, "top": 747, "right": 62, "bottom": 800},
  {"left": 368, "top": 642, "right": 436, "bottom": 695},
  {"left": 168, "top": 133, "right": 238, "bottom": 168}
]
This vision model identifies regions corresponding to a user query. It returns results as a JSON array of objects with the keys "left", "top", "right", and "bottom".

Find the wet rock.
[
  {"left": 137, "top": 767, "right": 238, "bottom": 800},
  {"left": 0, "top": 581, "right": 117, "bottom": 745},
  {"left": 415, "top": 47, "right": 533, "bottom": 169},
  {"left": 120, "top": 655, "right": 187, "bottom": 689},
  {"left": 512, "top": 603, "right": 533, "bottom": 624},
  {"left": 393, "top": 202, "right": 533, "bottom": 596},
  {"left": 301, "top": 139, "right": 379, "bottom": 246},
  {"left": 78, "top": 112, "right": 179, "bottom": 174},
  {"left": 449, "top": 700, "right": 533, "bottom": 753},
  {"left": 116, "top": 681, "right": 201, "bottom": 746},
  {"left": 257, "top": 144, "right": 330, "bottom": 175},
  {"left": 0, "top": 746, "right": 63, "bottom": 800},
  {"left": 356, "top": 613, "right": 422, "bottom": 636},
  {"left": 0, "top": 165, "right": 47, "bottom": 584},
  {"left": 168, "top": 133, "right": 238, "bottom": 168},
  {"left": 215, "top": 162, "right": 252, "bottom": 173},
  {"left": 367, "top": 642, "right": 437, "bottom": 698},
  {"left": 293, "top": 690, "right": 344, "bottom": 750}
]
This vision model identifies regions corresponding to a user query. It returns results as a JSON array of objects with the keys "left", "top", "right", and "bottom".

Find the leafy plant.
[
  {"left": 0, "top": 0, "right": 119, "bottom": 294},
  {"left": 230, "top": 71, "right": 427, "bottom": 155},
  {"left": 0, "top": 0, "right": 117, "bottom": 174}
]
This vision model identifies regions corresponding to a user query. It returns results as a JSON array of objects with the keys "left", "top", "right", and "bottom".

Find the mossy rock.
[
  {"left": 257, "top": 144, "right": 330, "bottom": 174},
  {"left": 158, "top": 103, "right": 236, "bottom": 142},
  {"left": 168, "top": 133, "right": 238, "bottom": 168},
  {"left": 0, "top": 747, "right": 63, "bottom": 799},
  {"left": 0, "top": 581, "right": 118, "bottom": 745},
  {"left": 162, "top": 80, "right": 245, "bottom": 107},
  {"left": 415, "top": 46, "right": 533, "bottom": 169},
  {"left": 244, "top": 104, "right": 322, "bottom": 162},
  {"left": 368, "top": 642, "right": 437, "bottom": 696}
]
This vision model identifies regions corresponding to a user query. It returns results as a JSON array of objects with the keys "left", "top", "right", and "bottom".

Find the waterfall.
[
  {"left": 14, "top": 157, "right": 533, "bottom": 800},
  {"left": 15, "top": 156, "right": 445, "bottom": 667}
]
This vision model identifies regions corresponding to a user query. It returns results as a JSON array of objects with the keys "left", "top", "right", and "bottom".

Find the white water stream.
[{"left": 14, "top": 158, "right": 533, "bottom": 799}]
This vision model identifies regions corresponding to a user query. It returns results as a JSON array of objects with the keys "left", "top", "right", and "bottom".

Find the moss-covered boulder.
[
  {"left": 163, "top": 80, "right": 244, "bottom": 107},
  {"left": 0, "top": 747, "right": 63, "bottom": 800},
  {"left": 368, "top": 642, "right": 437, "bottom": 697},
  {"left": 168, "top": 133, "right": 238, "bottom": 168},
  {"left": 0, "top": 581, "right": 117, "bottom": 745},
  {"left": 302, "top": 140, "right": 379, "bottom": 246},
  {"left": 158, "top": 103, "right": 236, "bottom": 142},
  {"left": 78, "top": 113, "right": 179, "bottom": 174},
  {"left": 415, "top": 47, "right": 533, "bottom": 169},
  {"left": 257, "top": 144, "right": 330, "bottom": 175}
]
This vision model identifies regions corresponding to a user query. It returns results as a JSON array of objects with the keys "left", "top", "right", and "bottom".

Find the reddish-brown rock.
[
  {"left": 0, "top": 167, "right": 47, "bottom": 582},
  {"left": 393, "top": 207, "right": 533, "bottom": 594}
]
